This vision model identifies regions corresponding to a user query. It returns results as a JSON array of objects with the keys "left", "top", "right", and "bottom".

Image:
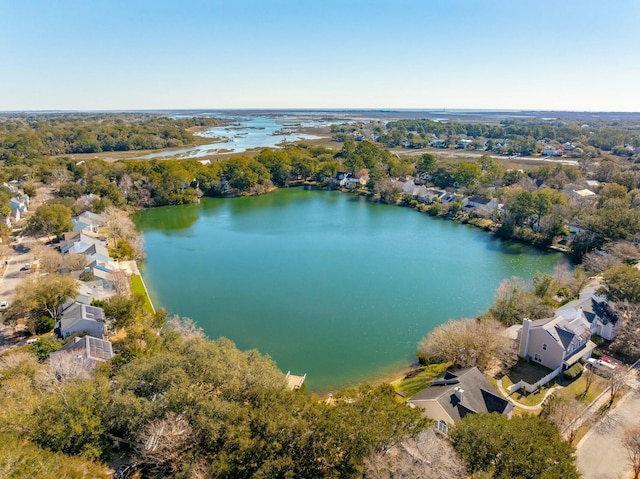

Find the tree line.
[
  {"left": 0, "top": 113, "right": 219, "bottom": 157},
  {"left": 379, "top": 117, "right": 640, "bottom": 155}
]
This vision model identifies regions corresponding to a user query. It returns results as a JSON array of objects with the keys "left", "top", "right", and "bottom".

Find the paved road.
[
  {"left": 0, "top": 237, "right": 35, "bottom": 350},
  {"left": 576, "top": 369, "right": 640, "bottom": 479},
  {"left": 0, "top": 238, "right": 35, "bottom": 303}
]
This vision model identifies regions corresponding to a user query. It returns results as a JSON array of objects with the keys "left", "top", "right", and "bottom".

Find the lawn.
[
  {"left": 391, "top": 363, "right": 451, "bottom": 400},
  {"left": 130, "top": 274, "right": 155, "bottom": 314},
  {"left": 555, "top": 372, "right": 608, "bottom": 404},
  {"left": 507, "top": 378, "right": 558, "bottom": 408},
  {"left": 504, "top": 358, "right": 555, "bottom": 385}
]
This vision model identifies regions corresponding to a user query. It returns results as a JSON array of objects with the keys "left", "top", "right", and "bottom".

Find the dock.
[{"left": 285, "top": 371, "right": 307, "bottom": 391}]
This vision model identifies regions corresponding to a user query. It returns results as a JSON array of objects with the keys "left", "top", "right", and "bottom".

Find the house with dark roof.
[
  {"left": 556, "top": 287, "right": 619, "bottom": 341},
  {"left": 518, "top": 311, "right": 596, "bottom": 373},
  {"left": 50, "top": 335, "right": 114, "bottom": 368},
  {"left": 55, "top": 302, "right": 106, "bottom": 339},
  {"left": 407, "top": 367, "right": 513, "bottom": 431}
]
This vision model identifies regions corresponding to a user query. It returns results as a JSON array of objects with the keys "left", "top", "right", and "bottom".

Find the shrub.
[
  {"left": 35, "top": 315, "right": 55, "bottom": 335},
  {"left": 563, "top": 362, "right": 584, "bottom": 380}
]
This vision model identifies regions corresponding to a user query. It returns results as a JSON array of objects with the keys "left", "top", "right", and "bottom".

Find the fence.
[{"left": 507, "top": 365, "right": 563, "bottom": 394}]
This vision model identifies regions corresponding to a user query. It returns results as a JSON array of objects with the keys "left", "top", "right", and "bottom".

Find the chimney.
[
  {"left": 518, "top": 318, "right": 532, "bottom": 359},
  {"left": 454, "top": 387, "right": 465, "bottom": 402}
]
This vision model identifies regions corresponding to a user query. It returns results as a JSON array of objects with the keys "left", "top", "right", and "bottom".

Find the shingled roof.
[{"left": 407, "top": 367, "right": 512, "bottom": 423}]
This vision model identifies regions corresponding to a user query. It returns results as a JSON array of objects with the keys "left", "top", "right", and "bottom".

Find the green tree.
[
  {"left": 5, "top": 274, "right": 79, "bottom": 327},
  {"left": 600, "top": 265, "right": 640, "bottom": 303},
  {"left": 452, "top": 162, "right": 481, "bottom": 187},
  {"left": 450, "top": 414, "right": 580, "bottom": 479},
  {"left": 415, "top": 153, "right": 437, "bottom": 177},
  {"left": 27, "top": 204, "right": 73, "bottom": 237}
]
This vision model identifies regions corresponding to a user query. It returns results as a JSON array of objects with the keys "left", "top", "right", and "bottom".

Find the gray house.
[
  {"left": 518, "top": 312, "right": 596, "bottom": 373},
  {"left": 50, "top": 335, "right": 114, "bottom": 368},
  {"left": 55, "top": 302, "right": 106, "bottom": 339},
  {"left": 407, "top": 367, "right": 513, "bottom": 432}
]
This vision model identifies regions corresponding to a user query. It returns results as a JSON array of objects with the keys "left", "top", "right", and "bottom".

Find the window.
[
  {"left": 436, "top": 420, "right": 448, "bottom": 434},
  {"left": 542, "top": 343, "right": 547, "bottom": 351},
  {"left": 534, "top": 353, "right": 543, "bottom": 363}
]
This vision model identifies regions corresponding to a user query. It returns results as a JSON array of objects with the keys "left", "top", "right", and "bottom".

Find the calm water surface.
[
  {"left": 134, "top": 189, "right": 569, "bottom": 391},
  {"left": 135, "top": 115, "right": 322, "bottom": 159}
]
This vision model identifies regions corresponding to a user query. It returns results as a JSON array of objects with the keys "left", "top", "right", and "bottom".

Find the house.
[
  {"left": 456, "top": 139, "right": 473, "bottom": 149},
  {"left": 518, "top": 312, "right": 596, "bottom": 373},
  {"left": 543, "top": 145, "right": 563, "bottom": 156},
  {"left": 571, "top": 188, "right": 596, "bottom": 199},
  {"left": 9, "top": 195, "right": 29, "bottom": 221},
  {"left": 55, "top": 302, "right": 106, "bottom": 339},
  {"left": 429, "top": 137, "right": 446, "bottom": 148},
  {"left": 563, "top": 142, "right": 577, "bottom": 152},
  {"left": 422, "top": 188, "right": 447, "bottom": 203},
  {"left": 0, "top": 215, "right": 11, "bottom": 227},
  {"left": 72, "top": 211, "right": 106, "bottom": 234},
  {"left": 341, "top": 171, "right": 369, "bottom": 188},
  {"left": 556, "top": 286, "right": 619, "bottom": 340},
  {"left": 464, "top": 195, "right": 498, "bottom": 210},
  {"left": 50, "top": 335, "right": 114, "bottom": 368},
  {"left": 407, "top": 367, "right": 513, "bottom": 432}
]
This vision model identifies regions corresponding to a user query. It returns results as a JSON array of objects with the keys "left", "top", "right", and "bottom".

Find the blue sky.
[{"left": 1, "top": 0, "right": 638, "bottom": 111}]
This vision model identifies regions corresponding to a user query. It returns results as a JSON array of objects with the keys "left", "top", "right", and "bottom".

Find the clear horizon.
[{"left": 2, "top": 0, "right": 639, "bottom": 112}]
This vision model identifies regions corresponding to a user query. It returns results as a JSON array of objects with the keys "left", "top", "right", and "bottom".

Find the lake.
[{"left": 133, "top": 188, "right": 569, "bottom": 392}]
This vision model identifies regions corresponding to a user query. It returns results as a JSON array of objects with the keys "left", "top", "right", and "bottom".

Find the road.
[
  {"left": 576, "top": 367, "right": 640, "bottom": 479},
  {"left": 0, "top": 236, "right": 36, "bottom": 350}
]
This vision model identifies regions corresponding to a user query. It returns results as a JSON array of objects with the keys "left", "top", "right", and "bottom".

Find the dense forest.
[{"left": 0, "top": 113, "right": 219, "bottom": 156}]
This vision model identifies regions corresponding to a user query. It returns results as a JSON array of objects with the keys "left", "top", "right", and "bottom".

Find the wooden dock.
[{"left": 285, "top": 371, "right": 307, "bottom": 391}]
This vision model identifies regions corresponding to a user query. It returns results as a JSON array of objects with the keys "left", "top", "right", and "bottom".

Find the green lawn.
[
  {"left": 391, "top": 362, "right": 451, "bottom": 400},
  {"left": 556, "top": 372, "right": 608, "bottom": 404},
  {"left": 507, "top": 378, "right": 557, "bottom": 407},
  {"left": 130, "top": 274, "right": 155, "bottom": 314}
]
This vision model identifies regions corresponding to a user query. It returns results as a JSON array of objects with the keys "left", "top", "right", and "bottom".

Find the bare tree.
[
  {"left": 137, "top": 412, "right": 196, "bottom": 477},
  {"left": 163, "top": 315, "right": 206, "bottom": 341},
  {"left": 61, "top": 252, "right": 87, "bottom": 272},
  {"left": 610, "top": 302, "right": 640, "bottom": 360},
  {"left": 541, "top": 395, "right": 586, "bottom": 444},
  {"left": 583, "top": 369, "right": 595, "bottom": 398},
  {"left": 582, "top": 252, "right": 621, "bottom": 274},
  {"left": 419, "top": 317, "right": 515, "bottom": 372},
  {"left": 609, "top": 366, "right": 628, "bottom": 404},
  {"left": 363, "top": 429, "right": 466, "bottom": 479},
  {"left": 604, "top": 240, "right": 640, "bottom": 262},
  {"left": 49, "top": 350, "right": 94, "bottom": 382},
  {"left": 624, "top": 424, "right": 640, "bottom": 479},
  {"left": 110, "top": 269, "right": 131, "bottom": 296},
  {"left": 28, "top": 241, "right": 62, "bottom": 274},
  {"left": 104, "top": 207, "right": 145, "bottom": 259}
]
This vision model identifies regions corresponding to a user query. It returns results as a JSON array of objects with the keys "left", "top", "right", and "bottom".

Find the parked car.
[
  {"left": 587, "top": 357, "right": 618, "bottom": 376},
  {"left": 113, "top": 463, "right": 138, "bottom": 479},
  {"left": 21, "top": 263, "right": 31, "bottom": 271},
  {"left": 0, "top": 301, "right": 8, "bottom": 309},
  {"left": 26, "top": 338, "right": 39, "bottom": 344}
]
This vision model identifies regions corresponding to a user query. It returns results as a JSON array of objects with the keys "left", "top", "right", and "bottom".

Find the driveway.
[{"left": 576, "top": 375, "right": 640, "bottom": 479}]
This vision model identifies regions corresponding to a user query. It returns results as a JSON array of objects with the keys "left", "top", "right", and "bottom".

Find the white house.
[
  {"left": 72, "top": 211, "right": 106, "bottom": 234},
  {"left": 556, "top": 286, "right": 619, "bottom": 341},
  {"left": 9, "top": 195, "right": 29, "bottom": 221},
  {"left": 543, "top": 145, "right": 564, "bottom": 156}
]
